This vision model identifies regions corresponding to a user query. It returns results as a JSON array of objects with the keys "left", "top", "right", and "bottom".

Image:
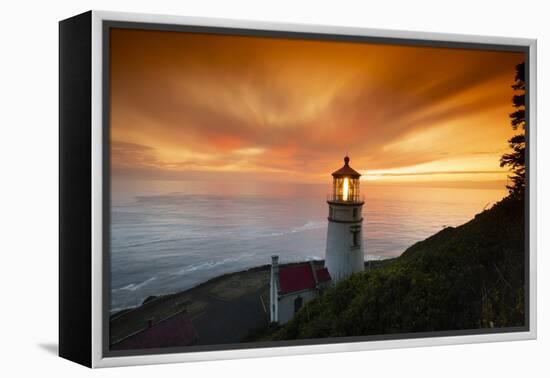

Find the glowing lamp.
[
  {"left": 342, "top": 178, "right": 349, "bottom": 201},
  {"left": 329, "top": 156, "right": 361, "bottom": 202}
]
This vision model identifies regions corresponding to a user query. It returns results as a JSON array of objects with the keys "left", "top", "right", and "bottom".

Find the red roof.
[
  {"left": 111, "top": 311, "right": 198, "bottom": 350},
  {"left": 316, "top": 267, "right": 331, "bottom": 283},
  {"left": 332, "top": 156, "right": 361, "bottom": 178},
  {"left": 278, "top": 263, "right": 332, "bottom": 295}
]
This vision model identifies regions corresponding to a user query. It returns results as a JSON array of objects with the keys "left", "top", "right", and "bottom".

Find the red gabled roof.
[
  {"left": 278, "top": 263, "right": 332, "bottom": 295},
  {"left": 111, "top": 311, "right": 198, "bottom": 350},
  {"left": 316, "top": 267, "right": 331, "bottom": 283},
  {"left": 279, "top": 264, "right": 316, "bottom": 294}
]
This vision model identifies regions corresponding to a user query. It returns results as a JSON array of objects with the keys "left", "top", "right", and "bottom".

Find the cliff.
[{"left": 266, "top": 196, "right": 526, "bottom": 340}]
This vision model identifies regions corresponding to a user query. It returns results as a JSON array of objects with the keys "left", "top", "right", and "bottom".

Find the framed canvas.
[{"left": 59, "top": 10, "right": 537, "bottom": 368}]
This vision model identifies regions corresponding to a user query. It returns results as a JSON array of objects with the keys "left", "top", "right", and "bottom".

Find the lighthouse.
[{"left": 324, "top": 156, "right": 365, "bottom": 282}]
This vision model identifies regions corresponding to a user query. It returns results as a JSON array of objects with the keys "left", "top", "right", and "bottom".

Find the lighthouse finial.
[{"left": 344, "top": 155, "right": 350, "bottom": 165}]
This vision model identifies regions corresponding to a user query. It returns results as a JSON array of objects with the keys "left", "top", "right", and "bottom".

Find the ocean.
[{"left": 110, "top": 181, "right": 506, "bottom": 312}]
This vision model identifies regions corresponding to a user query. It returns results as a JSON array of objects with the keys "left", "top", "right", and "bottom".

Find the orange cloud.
[{"left": 109, "top": 28, "right": 525, "bottom": 187}]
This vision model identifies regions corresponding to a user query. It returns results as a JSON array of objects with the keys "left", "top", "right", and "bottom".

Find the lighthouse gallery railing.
[{"left": 326, "top": 193, "right": 364, "bottom": 203}]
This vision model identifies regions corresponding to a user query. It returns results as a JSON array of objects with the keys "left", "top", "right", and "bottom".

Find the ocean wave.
[
  {"left": 114, "top": 220, "right": 326, "bottom": 251},
  {"left": 291, "top": 220, "right": 325, "bottom": 233},
  {"left": 118, "top": 235, "right": 210, "bottom": 249},
  {"left": 265, "top": 220, "right": 326, "bottom": 238},
  {"left": 113, "top": 276, "right": 157, "bottom": 292},
  {"left": 306, "top": 255, "right": 322, "bottom": 261},
  {"left": 169, "top": 254, "right": 254, "bottom": 276},
  {"left": 365, "top": 255, "right": 393, "bottom": 261}
]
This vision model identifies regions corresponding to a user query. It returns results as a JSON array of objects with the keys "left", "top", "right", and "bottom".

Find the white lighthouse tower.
[{"left": 324, "top": 156, "right": 365, "bottom": 282}]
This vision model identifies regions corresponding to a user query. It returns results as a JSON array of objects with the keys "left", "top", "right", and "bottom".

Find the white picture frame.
[{"left": 59, "top": 10, "right": 537, "bottom": 368}]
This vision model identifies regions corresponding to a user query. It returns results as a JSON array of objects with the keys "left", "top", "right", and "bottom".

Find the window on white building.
[
  {"left": 350, "top": 226, "right": 361, "bottom": 247},
  {"left": 294, "top": 296, "right": 303, "bottom": 313}
]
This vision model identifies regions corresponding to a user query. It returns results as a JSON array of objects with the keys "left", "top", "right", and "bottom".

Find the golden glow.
[
  {"left": 109, "top": 29, "right": 524, "bottom": 190},
  {"left": 343, "top": 178, "right": 350, "bottom": 201}
]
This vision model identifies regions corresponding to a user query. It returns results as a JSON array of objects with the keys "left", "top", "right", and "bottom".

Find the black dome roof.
[{"left": 331, "top": 156, "right": 361, "bottom": 178}]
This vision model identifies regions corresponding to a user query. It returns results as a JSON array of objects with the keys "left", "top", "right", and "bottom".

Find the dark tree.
[{"left": 500, "top": 62, "right": 526, "bottom": 197}]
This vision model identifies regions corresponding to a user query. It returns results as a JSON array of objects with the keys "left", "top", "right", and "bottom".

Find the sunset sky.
[{"left": 110, "top": 28, "right": 525, "bottom": 189}]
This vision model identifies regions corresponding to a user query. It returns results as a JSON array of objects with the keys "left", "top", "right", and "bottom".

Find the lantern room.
[{"left": 329, "top": 156, "right": 362, "bottom": 203}]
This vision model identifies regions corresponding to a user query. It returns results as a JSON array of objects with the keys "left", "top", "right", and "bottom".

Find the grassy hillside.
[{"left": 268, "top": 196, "right": 525, "bottom": 341}]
